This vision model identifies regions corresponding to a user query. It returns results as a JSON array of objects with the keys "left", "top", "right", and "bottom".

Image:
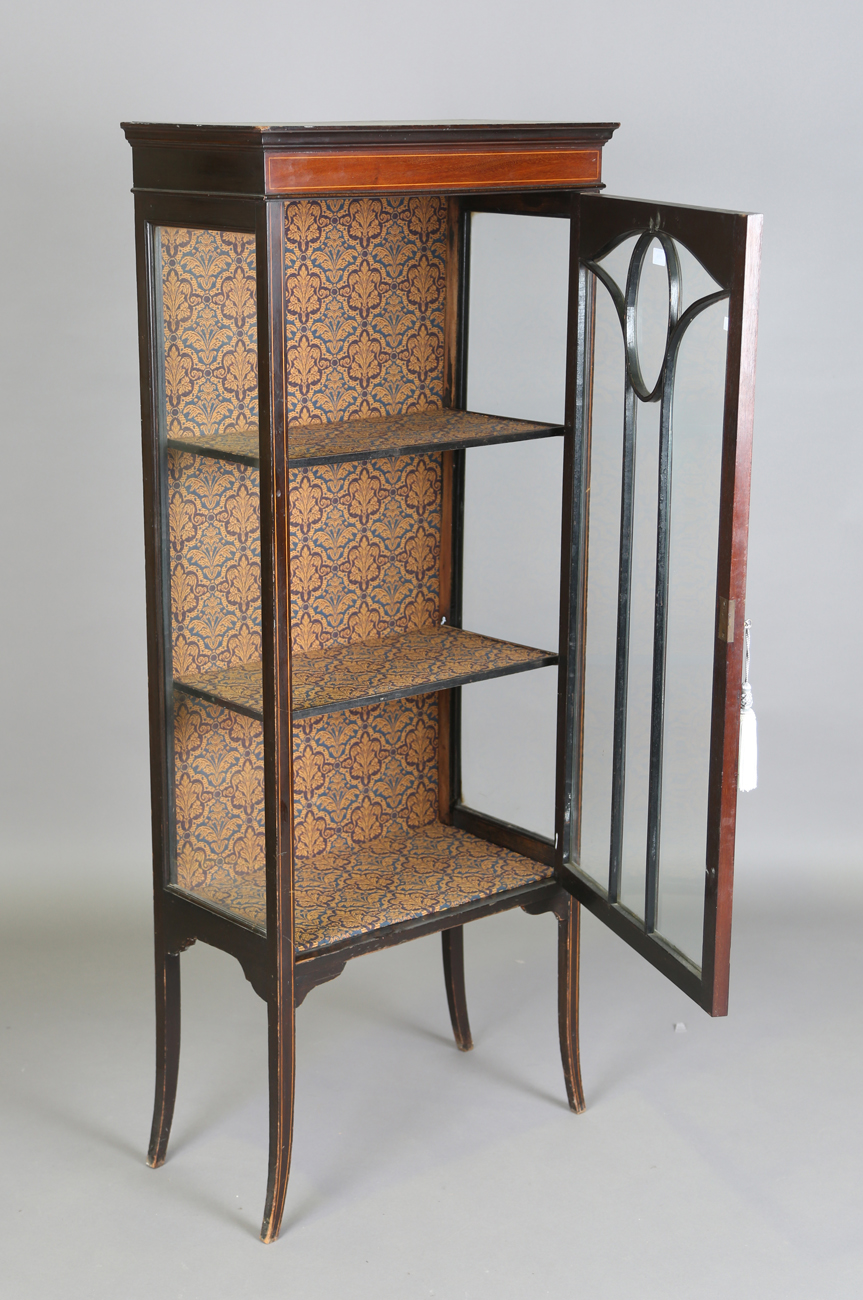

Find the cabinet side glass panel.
[
  {"left": 155, "top": 226, "right": 265, "bottom": 923},
  {"left": 461, "top": 212, "right": 568, "bottom": 839}
]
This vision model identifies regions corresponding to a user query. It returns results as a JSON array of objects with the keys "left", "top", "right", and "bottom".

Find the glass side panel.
[
  {"left": 577, "top": 275, "right": 623, "bottom": 893},
  {"left": 155, "top": 226, "right": 265, "bottom": 906},
  {"left": 461, "top": 214, "right": 568, "bottom": 838}
]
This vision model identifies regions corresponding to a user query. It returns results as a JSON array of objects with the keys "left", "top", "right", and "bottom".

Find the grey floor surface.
[{"left": 3, "top": 869, "right": 862, "bottom": 1300}]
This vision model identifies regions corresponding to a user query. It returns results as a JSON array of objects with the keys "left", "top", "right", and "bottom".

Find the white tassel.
[{"left": 738, "top": 619, "right": 757, "bottom": 792}]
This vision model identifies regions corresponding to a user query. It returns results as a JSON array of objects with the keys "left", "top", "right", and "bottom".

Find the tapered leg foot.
[
  {"left": 442, "top": 925, "right": 473, "bottom": 1051},
  {"left": 147, "top": 948, "right": 181, "bottom": 1167},
  {"left": 557, "top": 895, "right": 586, "bottom": 1114},
  {"left": 260, "top": 988, "right": 296, "bottom": 1243}
]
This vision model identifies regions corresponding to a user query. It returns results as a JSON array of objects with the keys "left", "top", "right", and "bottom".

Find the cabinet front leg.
[
  {"left": 557, "top": 895, "right": 586, "bottom": 1113},
  {"left": 260, "top": 991, "right": 296, "bottom": 1243},
  {"left": 442, "top": 925, "right": 473, "bottom": 1051},
  {"left": 147, "top": 947, "right": 181, "bottom": 1167}
]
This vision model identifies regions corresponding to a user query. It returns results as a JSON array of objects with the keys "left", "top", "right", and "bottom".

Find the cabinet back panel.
[
  {"left": 173, "top": 693, "right": 438, "bottom": 899},
  {"left": 173, "top": 696, "right": 265, "bottom": 892},
  {"left": 283, "top": 196, "right": 447, "bottom": 425},
  {"left": 160, "top": 204, "right": 449, "bottom": 898}
]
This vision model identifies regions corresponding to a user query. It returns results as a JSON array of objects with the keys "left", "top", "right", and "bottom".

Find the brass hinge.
[{"left": 718, "top": 597, "right": 736, "bottom": 643}]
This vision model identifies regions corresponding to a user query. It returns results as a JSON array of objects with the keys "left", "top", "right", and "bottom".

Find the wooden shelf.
[
  {"left": 172, "top": 820, "right": 555, "bottom": 951},
  {"left": 173, "top": 625, "right": 557, "bottom": 720},
  {"left": 166, "top": 408, "right": 563, "bottom": 468}
]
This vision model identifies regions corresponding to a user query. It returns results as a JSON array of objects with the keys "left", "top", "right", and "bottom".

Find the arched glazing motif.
[{"left": 581, "top": 226, "right": 729, "bottom": 939}]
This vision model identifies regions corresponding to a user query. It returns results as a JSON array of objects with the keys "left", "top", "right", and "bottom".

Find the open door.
[{"left": 557, "top": 193, "right": 762, "bottom": 1015}]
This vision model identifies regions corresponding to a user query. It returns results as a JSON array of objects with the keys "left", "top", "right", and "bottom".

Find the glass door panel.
[{"left": 560, "top": 195, "right": 762, "bottom": 1014}]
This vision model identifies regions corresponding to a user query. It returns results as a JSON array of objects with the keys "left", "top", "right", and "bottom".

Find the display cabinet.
[{"left": 122, "top": 121, "right": 761, "bottom": 1242}]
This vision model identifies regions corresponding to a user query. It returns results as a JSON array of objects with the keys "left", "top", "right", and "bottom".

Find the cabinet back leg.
[
  {"left": 147, "top": 948, "right": 181, "bottom": 1167},
  {"left": 442, "top": 925, "right": 473, "bottom": 1051},
  {"left": 557, "top": 896, "right": 586, "bottom": 1113},
  {"left": 260, "top": 992, "right": 296, "bottom": 1243}
]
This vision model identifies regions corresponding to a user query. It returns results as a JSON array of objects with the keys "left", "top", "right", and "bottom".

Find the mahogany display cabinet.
[{"left": 122, "top": 121, "right": 762, "bottom": 1242}]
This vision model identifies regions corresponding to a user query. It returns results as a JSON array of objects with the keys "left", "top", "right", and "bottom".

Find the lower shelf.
[{"left": 177, "top": 821, "right": 554, "bottom": 955}]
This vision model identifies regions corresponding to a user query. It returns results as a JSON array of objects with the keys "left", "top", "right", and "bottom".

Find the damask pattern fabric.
[
  {"left": 167, "top": 454, "right": 262, "bottom": 678},
  {"left": 174, "top": 625, "right": 554, "bottom": 719},
  {"left": 292, "top": 696, "right": 438, "bottom": 857},
  {"left": 289, "top": 455, "right": 440, "bottom": 653},
  {"left": 283, "top": 196, "right": 447, "bottom": 425},
  {"left": 162, "top": 212, "right": 452, "bottom": 910},
  {"left": 167, "top": 410, "right": 559, "bottom": 469},
  {"left": 174, "top": 694, "right": 438, "bottom": 894},
  {"left": 183, "top": 821, "right": 554, "bottom": 952},
  {"left": 173, "top": 696, "right": 265, "bottom": 894},
  {"left": 159, "top": 228, "right": 258, "bottom": 441}
]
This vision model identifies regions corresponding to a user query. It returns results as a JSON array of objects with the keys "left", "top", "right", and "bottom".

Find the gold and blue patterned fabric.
[
  {"left": 173, "top": 696, "right": 265, "bottom": 896},
  {"left": 161, "top": 207, "right": 539, "bottom": 922},
  {"left": 174, "top": 625, "right": 554, "bottom": 718},
  {"left": 283, "top": 197, "right": 446, "bottom": 425},
  {"left": 184, "top": 821, "right": 553, "bottom": 952}
]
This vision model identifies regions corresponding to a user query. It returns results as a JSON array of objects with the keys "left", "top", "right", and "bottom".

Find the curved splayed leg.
[
  {"left": 442, "top": 925, "right": 473, "bottom": 1052},
  {"left": 557, "top": 895, "right": 586, "bottom": 1113},
  {"left": 147, "top": 947, "right": 181, "bottom": 1167},
  {"left": 260, "top": 986, "right": 295, "bottom": 1243}
]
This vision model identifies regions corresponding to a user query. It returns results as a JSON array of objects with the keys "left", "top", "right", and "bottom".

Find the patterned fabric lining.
[
  {"left": 184, "top": 821, "right": 554, "bottom": 951},
  {"left": 174, "top": 694, "right": 439, "bottom": 895},
  {"left": 174, "top": 625, "right": 555, "bottom": 719},
  {"left": 284, "top": 196, "right": 447, "bottom": 425},
  {"left": 167, "top": 409, "right": 560, "bottom": 469}
]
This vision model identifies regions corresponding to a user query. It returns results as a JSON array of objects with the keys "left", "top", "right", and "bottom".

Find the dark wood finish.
[
  {"left": 452, "top": 805, "right": 555, "bottom": 868},
  {"left": 257, "top": 199, "right": 296, "bottom": 1245},
  {"left": 439, "top": 198, "right": 466, "bottom": 827},
  {"left": 133, "top": 195, "right": 182, "bottom": 1173},
  {"left": 146, "top": 949, "right": 180, "bottom": 1166},
  {"left": 122, "top": 122, "right": 619, "bottom": 200},
  {"left": 163, "top": 869, "right": 557, "bottom": 1002},
  {"left": 556, "top": 894, "right": 585, "bottom": 1113},
  {"left": 464, "top": 192, "right": 575, "bottom": 217},
  {"left": 442, "top": 927, "right": 473, "bottom": 1051},
  {"left": 162, "top": 887, "right": 268, "bottom": 999},
  {"left": 703, "top": 211, "right": 763, "bottom": 1016},
  {"left": 295, "top": 951, "right": 349, "bottom": 1008}
]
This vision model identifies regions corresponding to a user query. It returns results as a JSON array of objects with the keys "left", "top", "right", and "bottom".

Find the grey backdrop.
[
  {"left": 1, "top": 1, "right": 861, "bottom": 1295},
  {"left": 1, "top": 0, "right": 859, "bottom": 897}
]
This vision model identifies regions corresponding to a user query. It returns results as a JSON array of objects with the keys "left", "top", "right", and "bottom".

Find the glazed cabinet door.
[{"left": 557, "top": 193, "right": 762, "bottom": 1014}]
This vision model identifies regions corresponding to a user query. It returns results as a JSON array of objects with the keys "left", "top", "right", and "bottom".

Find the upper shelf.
[
  {"left": 173, "top": 625, "right": 557, "bottom": 721},
  {"left": 166, "top": 409, "right": 563, "bottom": 469}
]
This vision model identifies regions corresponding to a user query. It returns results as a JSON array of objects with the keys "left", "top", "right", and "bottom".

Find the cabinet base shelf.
[{"left": 171, "top": 821, "right": 555, "bottom": 954}]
